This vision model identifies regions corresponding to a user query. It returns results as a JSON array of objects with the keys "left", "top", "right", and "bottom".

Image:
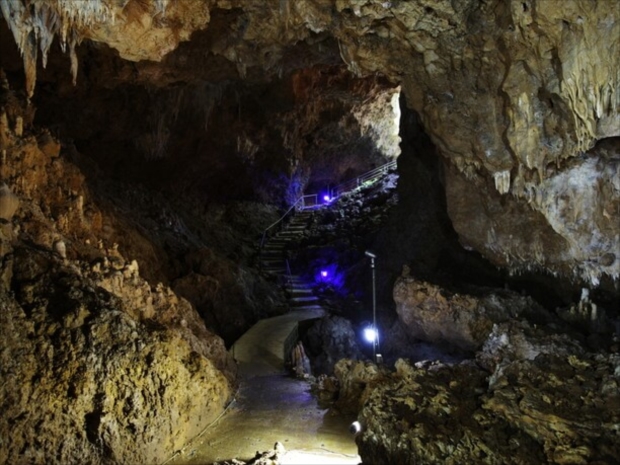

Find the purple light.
[
  {"left": 321, "top": 270, "right": 328, "bottom": 278},
  {"left": 323, "top": 194, "right": 331, "bottom": 202}
]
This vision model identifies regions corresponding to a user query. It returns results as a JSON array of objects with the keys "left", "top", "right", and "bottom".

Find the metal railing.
[
  {"left": 330, "top": 159, "right": 397, "bottom": 199},
  {"left": 284, "top": 258, "right": 294, "bottom": 292},
  {"left": 259, "top": 159, "right": 397, "bottom": 250},
  {"left": 260, "top": 196, "right": 305, "bottom": 249}
]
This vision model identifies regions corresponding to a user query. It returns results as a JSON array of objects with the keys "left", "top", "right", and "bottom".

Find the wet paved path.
[{"left": 169, "top": 310, "right": 361, "bottom": 465}]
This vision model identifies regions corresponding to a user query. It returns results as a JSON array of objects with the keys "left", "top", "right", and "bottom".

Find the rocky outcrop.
[
  {"left": 332, "top": 359, "right": 382, "bottom": 415},
  {"left": 303, "top": 315, "right": 364, "bottom": 375},
  {"left": 312, "top": 316, "right": 620, "bottom": 464},
  {"left": 0, "top": 82, "right": 238, "bottom": 464},
  {"left": 393, "top": 275, "right": 551, "bottom": 351},
  {"left": 446, "top": 138, "right": 620, "bottom": 287},
  {"left": 355, "top": 330, "right": 620, "bottom": 465},
  {"left": 0, "top": 278, "right": 231, "bottom": 465},
  {"left": 1, "top": 219, "right": 234, "bottom": 464}
]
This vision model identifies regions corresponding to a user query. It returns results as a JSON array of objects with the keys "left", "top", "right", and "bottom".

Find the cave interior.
[{"left": 0, "top": 1, "right": 619, "bottom": 465}]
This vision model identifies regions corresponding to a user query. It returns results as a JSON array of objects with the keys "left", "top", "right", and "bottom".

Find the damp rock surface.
[
  {"left": 0, "top": 82, "right": 238, "bottom": 465},
  {"left": 354, "top": 330, "right": 620, "bottom": 465},
  {"left": 304, "top": 315, "right": 364, "bottom": 375},
  {"left": 393, "top": 276, "right": 551, "bottom": 350}
]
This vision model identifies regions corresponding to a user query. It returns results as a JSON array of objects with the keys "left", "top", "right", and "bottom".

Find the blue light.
[
  {"left": 364, "top": 327, "right": 378, "bottom": 343},
  {"left": 313, "top": 264, "right": 344, "bottom": 289},
  {"left": 323, "top": 194, "right": 331, "bottom": 203}
]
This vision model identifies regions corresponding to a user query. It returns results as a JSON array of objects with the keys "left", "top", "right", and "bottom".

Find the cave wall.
[
  {"left": 0, "top": 88, "right": 235, "bottom": 464},
  {"left": 0, "top": 3, "right": 618, "bottom": 463}
]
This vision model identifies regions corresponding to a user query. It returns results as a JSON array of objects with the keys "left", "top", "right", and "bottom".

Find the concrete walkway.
[
  {"left": 170, "top": 308, "right": 361, "bottom": 465},
  {"left": 169, "top": 209, "right": 361, "bottom": 464},
  {"left": 232, "top": 308, "right": 325, "bottom": 378}
]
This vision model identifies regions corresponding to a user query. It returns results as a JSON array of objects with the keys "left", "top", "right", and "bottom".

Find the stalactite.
[
  {"left": 493, "top": 170, "right": 511, "bottom": 195},
  {"left": 0, "top": 0, "right": 170, "bottom": 96}
]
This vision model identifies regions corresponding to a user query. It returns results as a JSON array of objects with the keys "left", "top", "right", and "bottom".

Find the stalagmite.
[
  {"left": 0, "top": 183, "right": 19, "bottom": 221},
  {"left": 53, "top": 239, "right": 67, "bottom": 259}
]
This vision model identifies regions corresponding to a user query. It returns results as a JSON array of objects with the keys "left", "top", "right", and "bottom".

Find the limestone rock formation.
[
  {"left": 0, "top": 2, "right": 619, "bottom": 464},
  {"left": 446, "top": 138, "right": 620, "bottom": 287},
  {"left": 0, "top": 286, "right": 231, "bottom": 465},
  {"left": 331, "top": 358, "right": 382, "bottom": 415},
  {"left": 0, "top": 0, "right": 211, "bottom": 97},
  {"left": 304, "top": 315, "right": 364, "bottom": 375},
  {"left": 0, "top": 182, "right": 18, "bottom": 220},
  {"left": 312, "top": 317, "right": 620, "bottom": 464},
  {"left": 355, "top": 344, "right": 620, "bottom": 464},
  {"left": 0, "top": 80, "right": 240, "bottom": 465},
  {"left": 393, "top": 275, "right": 551, "bottom": 351}
]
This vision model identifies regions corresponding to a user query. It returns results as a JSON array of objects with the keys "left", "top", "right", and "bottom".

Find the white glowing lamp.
[{"left": 363, "top": 327, "right": 378, "bottom": 343}]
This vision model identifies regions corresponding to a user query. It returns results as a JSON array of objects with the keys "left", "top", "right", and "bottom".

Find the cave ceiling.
[{"left": 0, "top": 0, "right": 619, "bottom": 288}]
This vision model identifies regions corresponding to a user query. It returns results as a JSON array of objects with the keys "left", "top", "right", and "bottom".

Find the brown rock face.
[
  {"left": 0, "top": 82, "right": 236, "bottom": 465},
  {"left": 356, "top": 347, "right": 620, "bottom": 465},
  {"left": 0, "top": 288, "right": 230, "bottom": 465},
  {"left": 393, "top": 276, "right": 548, "bottom": 351}
]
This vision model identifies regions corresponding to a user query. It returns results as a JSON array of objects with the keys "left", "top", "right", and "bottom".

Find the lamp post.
[{"left": 365, "top": 250, "right": 380, "bottom": 363}]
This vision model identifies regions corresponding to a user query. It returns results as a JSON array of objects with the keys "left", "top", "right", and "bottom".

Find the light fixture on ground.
[
  {"left": 323, "top": 194, "right": 332, "bottom": 203},
  {"left": 365, "top": 250, "right": 381, "bottom": 363}
]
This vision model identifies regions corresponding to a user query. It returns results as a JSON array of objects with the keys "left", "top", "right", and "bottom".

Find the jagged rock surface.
[
  {"left": 446, "top": 138, "right": 620, "bottom": 287},
  {"left": 0, "top": 283, "right": 231, "bottom": 465},
  {"left": 0, "top": 84, "right": 246, "bottom": 465},
  {"left": 355, "top": 342, "right": 620, "bottom": 465},
  {"left": 0, "top": 2, "right": 619, "bottom": 464},
  {"left": 392, "top": 276, "right": 552, "bottom": 351},
  {"left": 303, "top": 314, "right": 364, "bottom": 375}
]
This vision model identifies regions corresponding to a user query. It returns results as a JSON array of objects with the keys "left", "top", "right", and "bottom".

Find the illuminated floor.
[{"left": 170, "top": 309, "right": 361, "bottom": 465}]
